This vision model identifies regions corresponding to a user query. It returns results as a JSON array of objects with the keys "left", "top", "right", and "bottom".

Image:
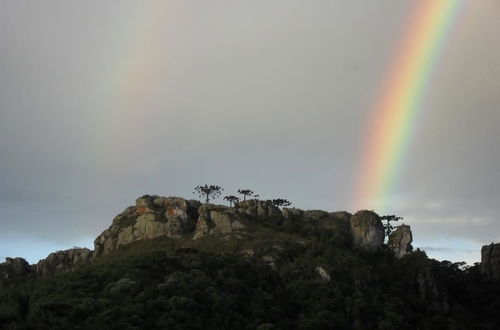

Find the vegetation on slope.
[{"left": 1, "top": 214, "right": 499, "bottom": 330}]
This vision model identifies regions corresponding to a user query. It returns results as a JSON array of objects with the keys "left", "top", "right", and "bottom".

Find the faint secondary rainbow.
[{"left": 352, "top": 0, "right": 464, "bottom": 212}]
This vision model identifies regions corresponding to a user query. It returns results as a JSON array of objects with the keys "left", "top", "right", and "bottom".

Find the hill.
[{"left": 1, "top": 195, "right": 499, "bottom": 329}]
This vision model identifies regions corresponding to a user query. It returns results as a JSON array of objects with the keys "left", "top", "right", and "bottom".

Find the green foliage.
[{"left": 1, "top": 222, "right": 499, "bottom": 329}]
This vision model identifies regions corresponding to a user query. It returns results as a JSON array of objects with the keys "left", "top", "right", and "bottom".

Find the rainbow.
[{"left": 352, "top": 0, "right": 464, "bottom": 212}]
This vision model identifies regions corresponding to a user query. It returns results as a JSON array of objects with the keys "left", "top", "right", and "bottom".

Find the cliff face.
[
  {"left": 93, "top": 196, "right": 201, "bottom": 256},
  {"left": 36, "top": 248, "right": 92, "bottom": 276},
  {"left": 481, "top": 243, "right": 500, "bottom": 279},
  {"left": 0, "top": 258, "right": 32, "bottom": 288},
  {"left": 388, "top": 225, "right": 413, "bottom": 258},
  {"left": 193, "top": 205, "right": 246, "bottom": 240},
  {"left": 0, "top": 248, "right": 93, "bottom": 287},
  {"left": 350, "top": 210, "right": 385, "bottom": 251}
]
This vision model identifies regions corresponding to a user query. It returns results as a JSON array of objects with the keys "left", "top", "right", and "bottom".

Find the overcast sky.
[{"left": 1, "top": 1, "right": 499, "bottom": 264}]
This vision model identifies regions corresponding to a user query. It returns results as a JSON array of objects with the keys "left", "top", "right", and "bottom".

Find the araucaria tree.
[
  {"left": 237, "top": 189, "right": 259, "bottom": 201},
  {"left": 272, "top": 198, "right": 291, "bottom": 208},
  {"left": 223, "top": 195, "right": 240, "bottom": 207},
  {"left": 193, "top": 185, "right": 223, "bottom": 204},
  {"left": 380, "top": 214, "right": 403, "bottom": 237}
]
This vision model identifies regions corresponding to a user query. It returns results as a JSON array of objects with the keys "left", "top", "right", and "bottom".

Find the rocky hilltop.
[
  {"left": 2, "top": 194, "right": 500, "bottom": 329},
  {"left": 94, "top": 196, "right": 201, "bottom": 256},
  {"left": 2, "top": 194, "right": 497, "bottom": 286},
  {"left": 92, "top": 195, "right": 405, "bottom": 257},
  {"left": 1, "top": 194, "right": 415, "bottom": 287}
]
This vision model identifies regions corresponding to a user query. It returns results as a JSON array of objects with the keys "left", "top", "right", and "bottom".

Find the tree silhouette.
[
  {"left": 193, "top": 185, "right": 223, "bottom": 204},
  {"left": 380, "top": 214, "right": 403, "bottom": 237},
  {"left": 223, "top": 195, "right": 240, "bottom": 207},
  {"left": 237, "top": 189, "right": 259, "bottom": 201},
  {"left": 272, "top": 198, "right": 291, "bottom": 208}
]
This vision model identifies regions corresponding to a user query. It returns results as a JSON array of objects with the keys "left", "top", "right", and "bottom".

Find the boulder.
[
  {"left": 94, "top": 195, "right": 200, "bottom": 256},
  {"left": 387, "top": 225, "right": 413, "bottom": 258},
  {"left": 350, "top": 210, "right": 384, "bottom": 251},
  {"left": 315, "top": 266, "right": 331, "bottom": 281},
  {"left": 193, "top": 205, "right": 246, "bottom": 240},
  {"left": 481, "top": 243, "right": 500, "bottom": 280},
  {"left": 36, "top": 248, "right": 92, "bottom": 276}
]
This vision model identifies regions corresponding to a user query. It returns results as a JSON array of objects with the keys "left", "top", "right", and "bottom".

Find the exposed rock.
[
  {"left": 315, "top": 266, "right": 331, "bottom": 281},
  {"left": 261, "top": 255, "right": 276, "bottom": 270},
  {"left": 1, "top": 257, "right": 33, "bottom": 288},
  {"left": 1, "top": 257, "right": 32, "bottom": 276},
  {"left": 94, "top": 195, "right": 200, "bottom": 256},
  {"left": 282, "top": 207, "right": 304, "bottom": 219},
  {"left": 319, "top": 211, "right": 351, "bottom": 232},
  {"left": 350, "top": 210, "right": 384, "bottom": 251},
  {"left": 193, "top": 205, "right": 246, "bottom": 240},
  {"left": 284, "top": 208, "right": 352, "bottom": 246},
  {"left": 388, "top": 225, "right": 413, "bottom": 258},
  {"left": 303, "top": 210, "right": 330, "bottom": 222},
  {"left": 36, "top": 248, "right": 92, "bottom": 276},
  {"left": 330, "top": 211, "right": 351, "bottom": 222},
  {"left": 235, "top": 200, "right": 282, "bottom": 219},
  {"left": 481, "top": 243, "right": 500, "bottom": 280}
]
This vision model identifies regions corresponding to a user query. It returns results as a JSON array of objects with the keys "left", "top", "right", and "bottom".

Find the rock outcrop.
[
  {"left": 94, "top": 196, "right": 200, "bottom": 256},
  {"left": 0, "top": 257, "right": 31, "bottom": 276},
  {"left": 481, "top": 243, "right": 500, "bottom": 280},
  {"left": 36, "top": 248, "right": 92, "bottom": 276},
  {"left": 235, "top": 200, "right": 282, "bottom": 219},
  {"left": 388, "top": 225, "right": 413, "bottom": 258},
  {"left": 282, "top": 208, "right": 352, "bottom": 245},
  {"left": 349, "top": 210, "right": 384, "bottom": 251},
  {"left": 193, "top": 205, "right": 246, "bottom": 240},
  {"left": 0, "top": 257, "right": 32, "bottom": 288},
  {"left": 282, "top": 207, "right": 304, "bottom": 219}
]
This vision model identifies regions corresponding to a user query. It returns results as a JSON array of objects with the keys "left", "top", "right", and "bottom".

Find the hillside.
[{"left": 1, "top": 195, "right": 499, "bottom": 329}]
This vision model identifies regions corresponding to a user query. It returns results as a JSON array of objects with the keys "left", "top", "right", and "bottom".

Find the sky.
[{"left": 1, "top": 1, "right": 499, "bottom": 264}]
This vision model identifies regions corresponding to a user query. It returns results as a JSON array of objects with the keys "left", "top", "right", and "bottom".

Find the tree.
[
  {"left": 223, "top": 195, "right": 240, "bottom": 207},
  {"left": 380, "top": 215, "right": 402, "bottom": 237},
  {"left": 237, "top": 189, "right": 259, "bottom": 201},
  {"left": 193, "top": 185, "right": 223, "bottom": 204},
  {"left": 272, "top": 198, "right": 291, "bottom": 208}
]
